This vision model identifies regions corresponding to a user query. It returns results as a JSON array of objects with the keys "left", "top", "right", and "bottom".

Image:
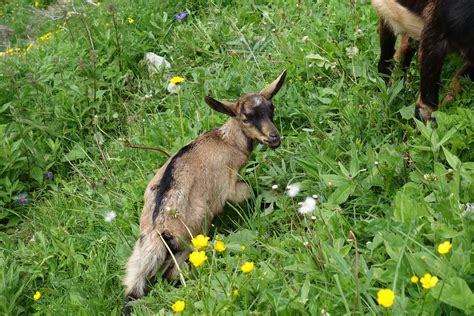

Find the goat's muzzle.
[{"left": 263, "top": 132, "right": 281, "bottom": 149}]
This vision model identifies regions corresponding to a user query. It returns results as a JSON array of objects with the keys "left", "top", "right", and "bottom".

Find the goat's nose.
[{"left": 269, "top": 132, "right": 279, "bottom": 140}]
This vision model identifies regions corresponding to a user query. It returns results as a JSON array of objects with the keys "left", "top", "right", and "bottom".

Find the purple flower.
[
  {"left": 45, "top": 171, "right": 54, "bottom": 180},
  {"left": 16, "top": 193, "right": 29, "bottom": 207},
  {"left": 431, "top": 116, "right": 437, "bottom": 124},
  {"left": 175, "top": 12, "right": 187, "bottom": 21}
]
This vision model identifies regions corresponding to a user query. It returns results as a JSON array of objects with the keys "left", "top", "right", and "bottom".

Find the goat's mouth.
[{"left": 262, "top": 138, "right": 281, "bottom": 149}]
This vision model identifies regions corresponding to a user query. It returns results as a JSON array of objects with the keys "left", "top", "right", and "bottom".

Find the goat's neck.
[{"left": 220, "top": 118, "right": 253, "bottom": 158}]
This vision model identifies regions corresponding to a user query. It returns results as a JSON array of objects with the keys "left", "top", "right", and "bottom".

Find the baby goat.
[
  {"left": 372, "top": 0, "right": 474, "bottom": 121},
  {"left": 123, "top": 70, "right": 287, "bottom": 313}
]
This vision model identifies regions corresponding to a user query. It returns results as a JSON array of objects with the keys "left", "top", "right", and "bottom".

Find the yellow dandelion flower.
[
  {"left": 33, "top": 291, "right": 41, "bottom": 300},
  {"left": 189, "top": 251, "right": 207, "bottom": 267},
  {"left": 171, "top": 300, "right": 185, "bottom": 313},
  {"left": 6, "top": 48, "right": 22, "bottom": 56},
  {"left": 420, "top": 273, "right": 439, "bottom": 289},
  {"left": 39, "top": 32, "right": 52, "bottom": 41},
  {"left": 411, "top": 275, "right": 419, "bottom": 284},
  {"left": 34, "top": 1, "right": 40, "bottom": 8},
  {"left": 170, "top": 76, "right": 185, "bottom": 84},
  {"left": 241, "top": 261, "right": 254, "bottom": 273},
  {"left": 233, "top": 289, "right": 239, "bottom": 297},
  {"left": 214, "top": 240, "right": 226, "bottom": 252},
  {"left": 191, "top": 234, "right": 209, "bottom": 250},
  {"left": 376, "top": 289, "right": 395, "bottom": 308},
  {"left": 127, "top": 17, "right": 134, "bottom": 24},
  {"left": 437, "top": 241, "right": 452, "bottom": 255},
  {"left": 241, "top": 245, "right": 246, "bottom": 251}
]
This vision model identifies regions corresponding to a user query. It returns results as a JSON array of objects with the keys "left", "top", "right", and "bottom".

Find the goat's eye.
[{"left": 241, "top": 115, "right": 250, "bottom": 124}]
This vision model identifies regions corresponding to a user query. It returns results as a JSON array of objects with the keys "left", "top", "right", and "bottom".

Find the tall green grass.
[{"left": 1, "top": 0, "right": 473, "bottom": 315}]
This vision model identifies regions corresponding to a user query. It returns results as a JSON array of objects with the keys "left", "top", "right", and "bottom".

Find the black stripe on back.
[{"left": 152, "top": 143, "right": 194, "bottom": 222}]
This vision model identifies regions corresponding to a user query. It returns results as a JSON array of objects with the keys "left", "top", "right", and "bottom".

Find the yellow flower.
[
  {"left": 191, "top": 234, "right": 209, "bottom": 249},
  {"left": 241, "top": 261, "right": 254, "bottom": 273},
  {"left": 241, "top": 245, "right": 246, "bottom": 251},
  {"left": 420, "top": 273, "right": 439, "bottom": 289},
  {"left": 411, "top": 275, "right": 419, "bottom": 284},
  {"left": 437, "top": 241, "right": 452, "bottom": 255},
  {"left": 189, "top": 251, "right": 207, "bottom": 267},
  {"left": 214, "top": 240, "right": 226, "bottom": 252},
  {"left": 376, "top": 289, "right": 395, "bottom": 308},
  {"left": 170, "top": 76, "right": 185, "bottom": 84},
  {"left": 127, "top": 17, "right": 134, "bottom": 24},
  {"left": 171, "top": 300, "right": 185, "bottom": 313},
  {"left": 421, "top": 255, "right": 426, "bottom": 261},
  {"left": 233, "top": 289, "right": 239, "bottom": 297},
  {"left": 39, "top": 32, "right": 52, "bottom": 41},
  {"left": 34, "top": 1, "right": 40, "bottom": 7},
  {"left": 33, "top": 291, "right": 41, "bottom": 300},
  {"left": 6, "top": 48, "right": 22, "bottom": 56}
]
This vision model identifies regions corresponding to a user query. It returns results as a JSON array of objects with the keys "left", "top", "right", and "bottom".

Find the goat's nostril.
[{"left": 269, "top": 133, "right": 279, "bottom": 140}]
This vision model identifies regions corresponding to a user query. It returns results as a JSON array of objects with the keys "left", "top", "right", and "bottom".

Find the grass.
[{"left": 1, "top": 0, "right": 473, "bottom": 315}]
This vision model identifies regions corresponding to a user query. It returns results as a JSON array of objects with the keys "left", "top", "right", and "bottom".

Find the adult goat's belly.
[{"left": 372, "top": 0, "right": 424, "bottom": 39}]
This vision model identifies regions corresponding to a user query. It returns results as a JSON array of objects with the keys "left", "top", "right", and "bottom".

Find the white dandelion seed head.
[
  {"left": 345, "top": 46, "right": 359, "bottom": 58},
  {"left": 104, "top": 210, "right": 117, "bottom": 222},
  {"left": 286, "top": 183, "right": 300, "bottom": 197},
  {"left": 321, "top": 309, "right": 331, "bottom": 316},
  {"left": 302, "top": 35, "right": 310, "bottom": 43},
  {"left": 167, "top": 82, "right": 181, "bottom": 94},
  {"left": 298, "top": 197, "right": 316, "bottom": 215},
  {"left": 271, "top": 184, "right": 279, "bottom": 190}
]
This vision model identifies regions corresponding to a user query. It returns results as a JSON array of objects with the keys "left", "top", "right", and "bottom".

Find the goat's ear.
[
  {"left": 204, "top": 96, "right": 237, "bottom": 117},
  {"left": 260, "top": 69, "right": 287, "bottom": 100}
]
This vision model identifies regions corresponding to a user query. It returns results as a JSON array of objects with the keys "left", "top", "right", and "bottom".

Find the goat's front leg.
[
  {"left": 227, "top": 181, "right": 250, "bottom": 203},
  {"left": 416, "top": 24, "right": 447, "bottom": 121}
]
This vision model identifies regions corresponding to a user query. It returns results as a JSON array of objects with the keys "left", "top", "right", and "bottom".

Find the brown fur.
[
  {"left": 372, "top": 0, "right": 474, "bottom": 121},
  {"left": 123, "top": 70, "right": 287, "bottom": 314}
]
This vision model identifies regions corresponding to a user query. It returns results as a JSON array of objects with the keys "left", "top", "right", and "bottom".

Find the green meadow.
[{"left": 1, "top": 0, "right": 473, "bottom": 315}]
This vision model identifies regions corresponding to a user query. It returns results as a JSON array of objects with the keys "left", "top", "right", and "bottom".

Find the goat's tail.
[{"left": 123, "top": 230, "right": 167, "bottom": 303}]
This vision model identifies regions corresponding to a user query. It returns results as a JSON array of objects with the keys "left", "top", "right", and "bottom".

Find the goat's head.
[{"left": 204, "top": 70, "right": 287, "bottom": 149}]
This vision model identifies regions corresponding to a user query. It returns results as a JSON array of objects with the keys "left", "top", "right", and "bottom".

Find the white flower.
[
  {"left": 167, "top": 82, "right": 181, "bottom": 94},
  {"left": 144, "top": 52, "right": 170, "bottom": 75},
  {"left": 321, "top": 309, "right": 331, "bottom": 316},
  {"left": 345, "top": 46, "right": 359, "bottom": 58},
  {"left": 311, "top": 215, "right": 317, "bottom": 220},
  {"left": 286, "top": 183, "right": 300, "bottom": 197},
  {"left": 271, "top": 184, "right": 279, "bottom": 190},
  {"left": 298, "top": 197, "right": 316, "bottom": 214},
  {"left": 104, "top": 210, "right": 117, "bottom": 222},
  {"left": 312, "top": 194, "right": 319, "bottom": 199},
  {"left": 302, "top": 36, "right": 309, "bottom": 43},
  {"left": 303, "top": 241, "right": 309, "bottom": 246}
]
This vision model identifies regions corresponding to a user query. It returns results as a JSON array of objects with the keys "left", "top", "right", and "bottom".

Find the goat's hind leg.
[
  {"left": 442, "top": 63, "right": 474, "bottom": 105},
  {"left": 377, "top": 17, "right": 397, "bottom": 79}
]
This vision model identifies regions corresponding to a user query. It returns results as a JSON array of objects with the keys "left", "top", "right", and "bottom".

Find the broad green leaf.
[
  {"left": 442, "top": 146, "right": 461, "bottom": 170},
  {"left": 430, "top": 278, "right": 474, "bottom": 313},
  {"left": 393, "top": 183, "right": 430, "bottom": 224},
  {"left": 30, "top": 166, "right": 43, "bottom": 185},
  {"left": 329, "top": 183, "right": 355, "bottom": 205}
]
